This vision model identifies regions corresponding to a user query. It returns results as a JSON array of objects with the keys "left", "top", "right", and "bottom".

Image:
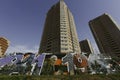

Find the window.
[
  {"left": 61, "top": 48, "right": 68, "bottom": 50},
  {"left": 47, "top": 45, "right": 51, "bottom": 48},
  {"left": 61, "top": 44, "right": 68, "bottom": 46},
  {"left": 61, "top": 40, "right": 67, "bottom": 42},
  {"left": 46, "top": 49, "right": 51, "bottom": 51}
]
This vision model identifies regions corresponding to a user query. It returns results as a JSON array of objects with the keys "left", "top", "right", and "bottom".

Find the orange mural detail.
[
  {"left": 73, "top": 54, "right": 88, "bottom": 68},
  {"left": 54, "top": 59, "right": 62, "bottom": 65}
]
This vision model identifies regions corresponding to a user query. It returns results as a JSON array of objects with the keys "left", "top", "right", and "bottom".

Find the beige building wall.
[
  {"left": 89, "top": 13, "right": 120, "bottom": 58},
  {"left": 39, "top": 0, "right": 81, "bottom": 54}
]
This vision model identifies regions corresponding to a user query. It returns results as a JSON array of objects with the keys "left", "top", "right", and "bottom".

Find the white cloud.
[{"left": 6, "top": 45, "right": 39, "bottom": 54}]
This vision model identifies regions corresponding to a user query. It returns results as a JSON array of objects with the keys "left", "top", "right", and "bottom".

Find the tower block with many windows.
[
  {"left": 89, "top": 13, "right": 120, "bottom": 58},
  {"left": 39, "top": 0, "right": 81, "bottom": 54},
  {"left": 0, "top": 37, "right": 9, "bottom": 57}
]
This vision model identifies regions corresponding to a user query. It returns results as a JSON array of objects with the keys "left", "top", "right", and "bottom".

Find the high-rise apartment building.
[
  {"left": 89, "top": 13, "right": 120, "bottom": 58},
  {"left": 0, "top": 37, "right": 9, "bottom": 57},
  {"left": 39, "top": 0, "right": 81, "bottom": 54},
  {"left": 80, "top": 39, "right": 94, "bottom": 57}
]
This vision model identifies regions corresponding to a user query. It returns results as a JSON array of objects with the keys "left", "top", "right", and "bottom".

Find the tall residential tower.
[
  {"left": 80, "top": 39, "right": 94, "bottom": 57},
  {"left": 0, "top": 37, "right": 9, "bottom": 57},
  {"left": 89, "top": 13, "right": 120, "bottom": 58},
  {"left": 39, "top": 0, "right": 81, "bottom": 54}
]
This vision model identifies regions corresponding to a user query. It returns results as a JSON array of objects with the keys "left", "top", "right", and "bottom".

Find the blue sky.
[{"left": 0, "top": 0, "right": 120, "bottom": 53}]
